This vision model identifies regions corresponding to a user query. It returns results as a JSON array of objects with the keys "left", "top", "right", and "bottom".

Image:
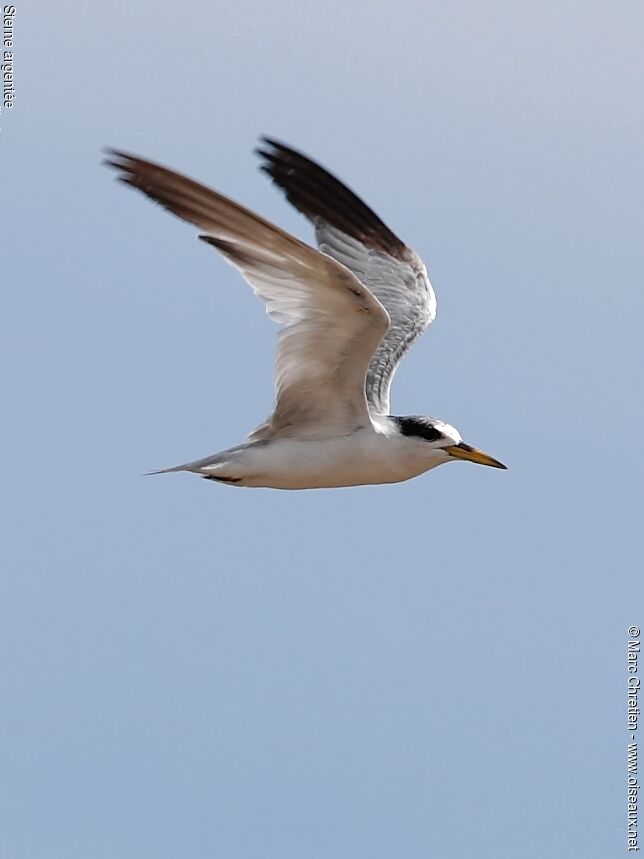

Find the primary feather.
[{"left": 256, "top": 138, "right": 436, "bottom": 415}]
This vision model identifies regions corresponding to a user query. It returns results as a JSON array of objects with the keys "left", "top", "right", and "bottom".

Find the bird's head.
[{"left": 392, "top": 416, "right": 507, "bottom": 470}]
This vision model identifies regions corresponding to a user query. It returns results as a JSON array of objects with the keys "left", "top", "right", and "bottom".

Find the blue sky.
[{"left": 2, "top": 2, "right": 643, "bottom": 857}]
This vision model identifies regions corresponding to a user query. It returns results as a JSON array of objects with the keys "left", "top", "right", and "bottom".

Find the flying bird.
[{"left": 105, "top": 139, "right": 506, "bottom": 489}]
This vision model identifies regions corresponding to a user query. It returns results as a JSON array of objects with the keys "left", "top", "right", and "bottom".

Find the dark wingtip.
[
  {"left": 258, "top": 135, "right": 283, "bottom": 149},
  {"left": 198, "top": 234, "right": 218, "bottom": 247},
  {"left": 253, "top": 148, "right": 274, "bottom": 169},
  {"left": 254, "top": 135, "right": 407, "bottom": 258},
  {"left": 102, "top": 147, "right": 129, "bottom": 166}
]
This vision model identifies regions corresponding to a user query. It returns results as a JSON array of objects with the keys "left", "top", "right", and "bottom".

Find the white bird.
[{"left": 105, "top": 139, "right": 506, "bottom": 489}]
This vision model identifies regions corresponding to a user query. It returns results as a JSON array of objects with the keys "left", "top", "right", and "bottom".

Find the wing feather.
[
  {"left": 257, "top": 138, "right": 436, "bottom": 415},
  {"left": 105, "top": 150, "right": 389, "bottom": 438}
]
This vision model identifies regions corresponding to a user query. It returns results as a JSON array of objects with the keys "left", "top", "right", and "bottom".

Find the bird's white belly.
[{"left": 204, "top": 433, "right": 443, "bottom": 489}]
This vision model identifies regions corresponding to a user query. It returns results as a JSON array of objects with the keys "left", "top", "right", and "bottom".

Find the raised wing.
[
  {"left": 105, "top": 150, "right": 389, "bottom": 439},
  {"left": 257, "top": 138, "right": 436, "bottom": 416}
]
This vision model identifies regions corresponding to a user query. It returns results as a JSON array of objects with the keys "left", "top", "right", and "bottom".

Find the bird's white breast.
[{"left": 200, "top": 428, "right": 447, "bottom": 489}]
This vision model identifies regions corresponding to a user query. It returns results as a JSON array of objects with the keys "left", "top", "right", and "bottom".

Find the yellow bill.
[{"left": 445, "top": 442, "right": 507, "bottom": 469}]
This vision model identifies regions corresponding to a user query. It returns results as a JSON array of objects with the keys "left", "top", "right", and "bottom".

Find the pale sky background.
[{"left": 2, "top": 3, "right": 643, "bottom": 857}]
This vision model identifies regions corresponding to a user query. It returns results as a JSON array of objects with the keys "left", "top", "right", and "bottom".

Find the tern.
[{"left": 105, "top": 139, "right": 506, "bottom": 489}]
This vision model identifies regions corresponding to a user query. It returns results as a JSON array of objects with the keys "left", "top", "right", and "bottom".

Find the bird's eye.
[
  {"left": 394, "top": 417, "right": 443, "bottom": 442},
  {"left": 419, "top": 426, "right": 443, "bottom": 442}
]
